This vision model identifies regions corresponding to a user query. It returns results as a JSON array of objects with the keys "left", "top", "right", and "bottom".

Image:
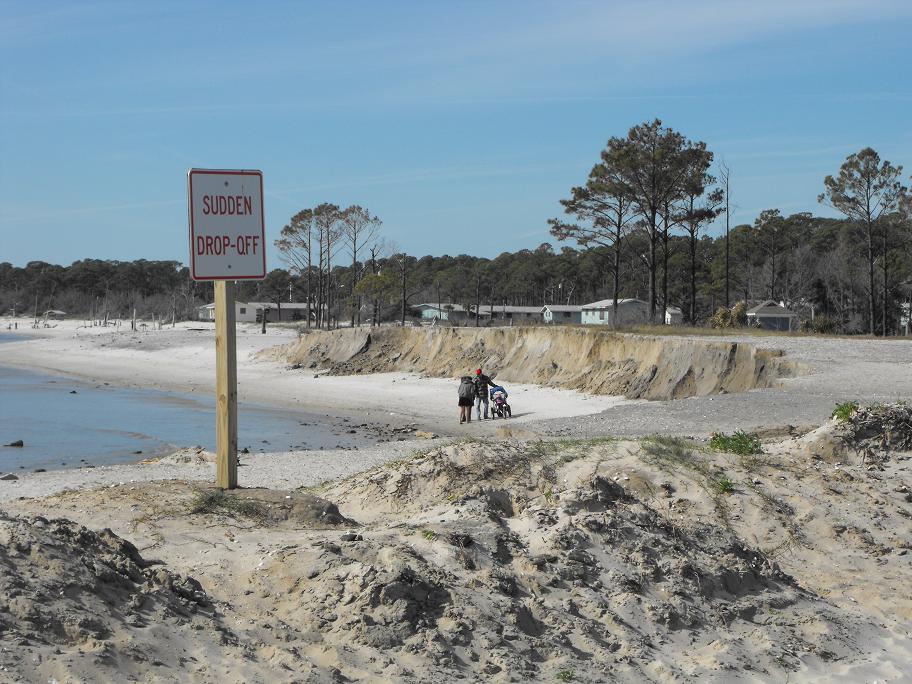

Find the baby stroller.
[{"left": 489, "top": 385, "right": 511, "bottom": 419}]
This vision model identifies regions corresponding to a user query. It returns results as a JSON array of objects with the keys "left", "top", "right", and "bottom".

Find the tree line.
[
  {"left": 2, "top": 120, "right": 909, "bottom": 334},
  {"left": 548, "top": 119, "right": 910, "bottom": 334}
]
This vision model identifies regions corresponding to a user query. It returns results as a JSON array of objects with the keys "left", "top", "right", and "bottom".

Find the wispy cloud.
[
  {"left": 0, "top": 199, "right": 183, "bottom": 224},
  {"left": 5, "top": 0, "right": 909, "bottom": 112},
  {"left": 727, "top": 144, "right": 862, "bottom": 161},
  {"left": 268, "top": 162, "right": 572, "bottom": 202}
]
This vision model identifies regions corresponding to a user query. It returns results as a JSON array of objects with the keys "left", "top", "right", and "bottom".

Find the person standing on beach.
[
  {"left": 458, "top": 375, "right": 475, "bottom": 423},
  {"left": 473, "top": 368, "right": 494, "bottom": 420}
]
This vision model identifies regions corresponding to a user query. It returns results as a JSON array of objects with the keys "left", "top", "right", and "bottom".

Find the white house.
[
  {"left": 415, "top": 303, "right": 548, "bottom": 325},
  {"left": 665, "top": 306, "right": 684, "bottom": 325},
  {"left": 197, "top": 301, "right": 254, "bottom": 322},
  {"left": 412, "top": 303, "right": 490, "bottom": 324},
  {"left": 581, "top": 298, "right": 649, "bottom": 326},
  {"left": 746, "top": 300, "right": 799, "bottom": 331},
  {"left": 414, "top": 303, "right": 451, "bottom": 321},
  {"left": 541, "top": 305, "right": 582, "bottom": 324},
  {"left": 197, "top": 301, "right": 319, "bottom": 323}
]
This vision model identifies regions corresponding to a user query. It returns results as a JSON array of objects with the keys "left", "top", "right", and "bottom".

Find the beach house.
[
  {"left": 581, "top": 298, "right": 649, "bottom": 326},
  {"left": 197, "top": 301, "right": 320, "bottom": 323},
  {"left": 541, "top": 304, "right": 583, "bottom": 324},
  {"left": 746, "top": 300, "right": 799, "bottom": 331}
]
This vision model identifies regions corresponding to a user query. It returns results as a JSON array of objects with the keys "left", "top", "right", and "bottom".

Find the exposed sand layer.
[
  {"left": 269, "top": 326, "right": 798, "bottom": 400},
  {"left": 3, "top": 321, "right": 909, "bottom": 442},
  {"left": 3, "top": 411, "right": 910, "bottom": 682},
  {"left": 541, "top": 333, "right": 912, "bottom": 439}
]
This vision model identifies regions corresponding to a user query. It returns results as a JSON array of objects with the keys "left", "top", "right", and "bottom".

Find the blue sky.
[{"left": 1, "top": 0, "right": 910, "bottom": 267}]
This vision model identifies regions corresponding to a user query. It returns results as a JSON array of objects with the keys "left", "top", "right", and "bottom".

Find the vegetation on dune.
[
  {"left": 709, "top": 431, "right": 763, "bottom": 456},
  {"left": 832, "top": 401, "right": 860, "bottom": 422},
  {"left": 188, "top": 489, "right": 271, "bottom": 524}
]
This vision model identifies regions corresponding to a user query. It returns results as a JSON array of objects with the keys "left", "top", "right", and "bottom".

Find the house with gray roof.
[
  {"left": 746, "top": 300, "right": 799, "bottom": 331},
  {"left": 581, "top": 298, "right": 649, "bottom": 326},
  {"left": 542, "top": 304, "right": 583, "bottom": 324}
]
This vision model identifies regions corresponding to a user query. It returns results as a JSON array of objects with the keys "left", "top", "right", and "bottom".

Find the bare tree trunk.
[
  {"left": 722, "top": 161, "right": 731, "bottom": 308},
  {"left": 400, "top": 262, "right": 406, "bottom": 326},
  {"left": 306, "top": 228, "right": 312, "bottom": 329},
  {"left": 612, "top": 225, "right": 620, "bottom": 329},
  {"left": 882, "top": 222, "right": 888, "bottom": 336},
  {"left": 371, "top": 250, "right": 378, "bottom": 327},
  {"left": 474, "top": 272, "right": 481, "bottom": 327},
  {"left": 318, "top": 237, "right": 325, "bottom": 329},
  {"left": 351, "top": 237, "right": 358, "bottom": 328},
  {"left": 648, "top": 212, "right": 657, "bottom": 324},
  {"left": 866, "top": 221, "right": 876, "bottom": 334},
  {"left": 326, "top": 240, "right": 333, "bottom": 329},
  {"left": 660, "top": 215, "right": 669, "bottom": 326},
  {"left": 689, "top": 231, "right": 697, "bottom": 324}
]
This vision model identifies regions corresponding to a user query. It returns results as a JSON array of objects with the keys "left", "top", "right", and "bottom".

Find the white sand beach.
[{"left": 0, "top": 319, "right": 629, "bottom": 432}]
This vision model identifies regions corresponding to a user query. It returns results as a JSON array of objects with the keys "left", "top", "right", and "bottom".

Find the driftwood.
[{"left": 838, "top": 403, "right": 912, "bottom": 464}]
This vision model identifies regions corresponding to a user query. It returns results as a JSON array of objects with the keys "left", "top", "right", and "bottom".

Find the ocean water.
[{"left": 0, "top": 351, "right": 373, "bottom": 472}]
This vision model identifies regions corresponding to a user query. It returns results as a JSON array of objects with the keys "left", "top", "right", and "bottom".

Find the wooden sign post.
[
  {"left": 188, "top": 169, "right": 266, "bottom": 490},
  {"left": 214, "top": 281, "right": 238, "bottom": 488}
]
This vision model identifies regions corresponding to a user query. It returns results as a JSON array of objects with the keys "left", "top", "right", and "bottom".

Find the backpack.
[{"left": 458, "top": 377, "right": 475, "bottom": 400}]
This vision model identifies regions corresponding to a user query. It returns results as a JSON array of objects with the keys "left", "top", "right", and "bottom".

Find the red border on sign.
[{"left": 188, "top": 168, "right": 267, "bottom": 281}]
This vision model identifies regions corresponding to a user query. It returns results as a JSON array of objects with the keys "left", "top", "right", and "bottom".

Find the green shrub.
[
  {"left": 556, "top": 671, "right": 575, "bottom": 682},
  {"left": 714, "top": 476, "right": 735, "bottom": 494},
  {"left": 831, "top": 401, "right": 859, "bottom": 422},
  {"left": 708, "top": 431, "right": 762, "bottom": 455}
]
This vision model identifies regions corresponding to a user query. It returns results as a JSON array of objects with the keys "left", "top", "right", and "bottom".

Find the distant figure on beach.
[
  {"left": 473, "top": 368, "right": 494, "bottom": 420},
  {"left": 458, "top": 376, "right": 475, "bottom": 423}
]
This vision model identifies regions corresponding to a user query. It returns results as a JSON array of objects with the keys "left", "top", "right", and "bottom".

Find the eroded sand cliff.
[{"left": 269, "top": 327, "right": 798, "bottom": 400}]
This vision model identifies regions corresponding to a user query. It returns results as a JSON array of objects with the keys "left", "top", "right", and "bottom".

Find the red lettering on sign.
[
  {"left": 231, "top": 235, "right": 261, "bottom": 255},
  {"left": 201, "top": 194, "right": 254, "bottom": 216},
  {"left": 196, "top": 235, "right": 237, "bottom": 256}
]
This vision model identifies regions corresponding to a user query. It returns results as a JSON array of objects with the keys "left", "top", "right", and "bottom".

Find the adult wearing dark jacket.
[
  {"left": 473, "top": 368, "right": 494, "bottom": 420},
  {"left": 458, "top": 375, "right": 475, "bottom": 424}
]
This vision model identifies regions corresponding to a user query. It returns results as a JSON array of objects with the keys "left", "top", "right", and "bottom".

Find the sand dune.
[{"left": 3, "top": 413, "right": 910, "bottom": 682}]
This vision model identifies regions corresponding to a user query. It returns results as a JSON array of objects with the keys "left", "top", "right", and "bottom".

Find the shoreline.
[
  {"left": 0, "top": 320, "right": 627, "bottom": 436},
  {"left": 0, "top": 320, "right": 627, "bottom": 496},
  {"left": 0, "top": 363, "right": 400, "bottom": 474}
]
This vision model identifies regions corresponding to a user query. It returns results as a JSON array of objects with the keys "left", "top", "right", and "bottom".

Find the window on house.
[
  {"left": 599, "top": 309, "right": 605, "bottom": 320},
  {"left": 564, "top": 312, "right": 571, "bottom": 318},
  {"left": 239, "top": 307, "right": 246, "bottom": 314}
]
